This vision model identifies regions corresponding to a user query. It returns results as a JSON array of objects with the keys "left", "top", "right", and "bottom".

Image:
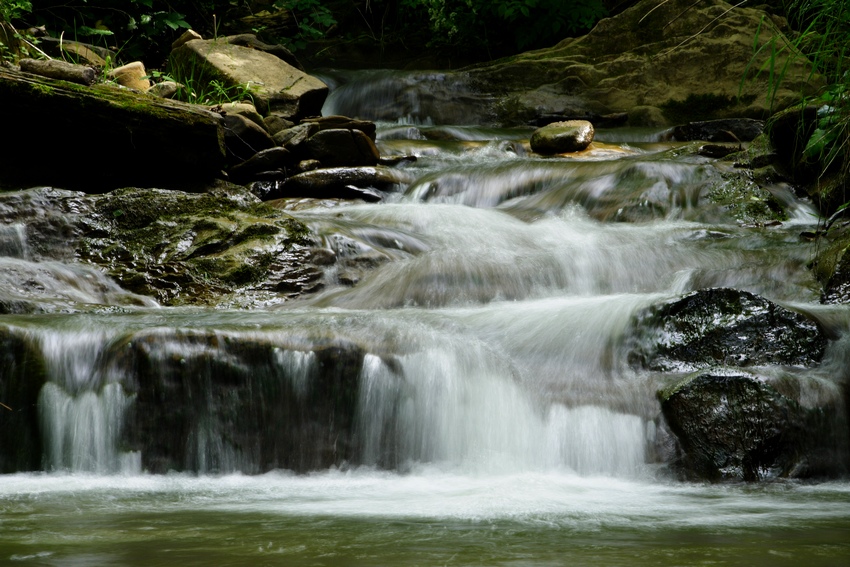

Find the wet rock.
[
  {"left": 667, "top": 118, "right": 765, "bottom": 142},
  {"left": 229, "top": 147, "right": 297, "bottom": 183},
  {"left": 214, "top": 101, "right": 265, "bottom": 128},
  {"left": 264, "top": 166, "right": 412, "bottom": 200},
  {"left": 810, "top": 225, "right": 850, "bottom": 304},
  {"left": 626, "top": 288, "right": 827, "bottom": 372},
  {"left": 301, "top": 115, "right": 378, "bottom": 141},
  {"left": 303, "top": 128, "right": 381, "bottom": 167},
  {"left": 221, "top": 113, "right": 276, "bottom": 163},
  {"left": 660, "top": 372, "right": 842, "bottom": 480},
  {"left": 117, "top": 331, "right": 365, "bottom": 473},
  {"left": 530, "top": 120, "right": 594, "bottom": 154},
  {"left": 273, "top": 122, "right": 320, "bottom": 151},
  {"left": 19, "top": 58, "right": 96, "bottom": 86},
  {"left": 171, "top": 38, "right": 327, "bottom": 118},
  {"left": 0, "top": 327, "right": 46, "bottom": 473},
  {"left": 263, "top": 113, "right": 296, "bottom": 136}
]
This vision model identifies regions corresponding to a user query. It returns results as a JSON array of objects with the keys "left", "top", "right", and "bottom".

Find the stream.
[{"left": 0, "top": 69, "right": 849, "bottom": 566}]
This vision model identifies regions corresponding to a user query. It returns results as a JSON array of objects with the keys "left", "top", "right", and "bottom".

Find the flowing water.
[{"left": 1, "top": 70, "right": 849, "bottom": 565}]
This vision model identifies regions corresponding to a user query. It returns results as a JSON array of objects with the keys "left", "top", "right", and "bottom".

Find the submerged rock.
[
  {"left": 626, "top": 288, "right": 827, "bottom": 372},
  {"left": 660, "top": 372, "right": 844, "bottom": 481},
  {"left": 667, "top": 118, "right": 765, "bottom": 142}
]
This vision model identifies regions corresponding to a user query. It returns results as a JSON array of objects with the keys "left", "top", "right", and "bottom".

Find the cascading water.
[{"left": 1, "top": 69, "right": 849, "bottom": 566}]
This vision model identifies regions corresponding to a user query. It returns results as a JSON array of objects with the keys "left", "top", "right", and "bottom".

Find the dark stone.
[
  {"left": 301, "top": 115, "right": 378, "bottom": 141},
  {"left": 304, "top": 128, "right": 381, "bottom": 167},
  {"left": 667, "top": 118, "right": 765, "bottom": 142},
  {"left": 257, "top": 166, "right": 411, "bottom": 200},
  {"left": 272, "top": 122, "right": 320, "bottom": 151},
  {"left": 0, "top": 327, "right": 46, "bottom": 473},
  {"left": 222, "top": 113, "right": 276, "bottom": 163},
  {"left": 698, "top": 143, "right": 742, "bottom": 158},
  {"left": 660, "top": 372, "right": 843, "bottom": 481},
  {"left": 626, "top": 288, "right": 827, "bottom": 372},
  {"left": 119, "top": 331, "right": 365, "bottom": 473},
  {"left": 229, "top": 147, "right": 296, "bottom": 183}
]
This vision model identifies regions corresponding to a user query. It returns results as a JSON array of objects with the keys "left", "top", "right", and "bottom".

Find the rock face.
[
  {"left": 171, "top": 38, "right": 328, "bottom": 119},
  {"left": 626, "top": 288, "right": 827, "bottom": 372},
  {"left": 462, "top": 0, "right": 820, "bottom": 125},
  {"left": 530, "top": 120, "right": 594, "bottom": 153},
  {"left": 660, "top": 372, "right": 840, "bottom": 481},
  {"left": 0, "top": 67, "right": 226, "bottom": 191},
  {"left": 117, "top": 331, "right": 366, "bottom": 473}
]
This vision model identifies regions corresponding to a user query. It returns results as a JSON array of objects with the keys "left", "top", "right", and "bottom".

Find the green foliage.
[
  {"left": 748, "top": 0, "right": 850, "bottom": 187},
  {"left": 370, "top": 0, "right": 606, "bottom": 55},
  {"left": 0, "top": 0, "right": 33, "bottom": 23},
  {"left": 272, "top": 0, "right": 337, "bottom": 51}
]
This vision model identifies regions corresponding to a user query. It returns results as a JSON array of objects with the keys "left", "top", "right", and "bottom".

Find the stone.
[
  {"left": 667, "top": 118, "right": 765, "bottom": 142},
  {"left": 301, "top": 115, "right": 378, "bottom": 141},
  {"left": 224, "top": 33, "right": 304, "bottom": 71},
  {"left": 38, "top": 37, "right": 114, "bottom": 67},
  {"left": 530, "top": 120, "right": 594, "bottom": 154},
  {"left": 626, "top": 288, "right": 827, "bottom": 372},
  {"left": 170, "top": 38, "right": 328, "bottom": 118},
  {"left": 18, "top": 58, "right": 96, "bottom": 86},
  {"left": 269, "top": 166, "right": 413, "bottom": 200},
  {"left": 462, "top": 0, "right": 822, "bottom": 125},
  {"left": 0, "top": 67, "right": 226, "bottom": 191},
  {"left": 229, "top": 147, "right": 296, "bottom": 183},
  {"left": 214, "top": 101, "right": 265, "bottom": 129},
  {"left": 263, "top": 113, "right": 296, "bottom": 136},
  {"left": 172, "top": 29, "right": 202, "bottom": 51},
  {"left": 273, "top": 122, "right": 320, "bottom": 151},
  {"left": 628, "top": 106, "right": 669, "bottom": 127},
  {"left": 659, "top": 372, "right": 833, "bottom": 481},
  {"left": 147, "top": 80, "right": 182, "bottom": 98},
  {"left": 221, "top": 113, "right": 276, "bottom": 163},
  {"left": 303, "top": 128, "right": 381, "bottom": 167},
  {"left": 108, "top": 61, "right": 151, "bottom": 91}
]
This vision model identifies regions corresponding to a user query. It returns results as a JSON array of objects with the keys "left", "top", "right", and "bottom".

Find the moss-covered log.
[{"left": 0, "top": 68, "right": 226, "bottom": 191}]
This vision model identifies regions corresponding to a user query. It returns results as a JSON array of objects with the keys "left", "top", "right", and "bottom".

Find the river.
[{"left": 0, "top": 70, "right": 848, "bottom": 565}]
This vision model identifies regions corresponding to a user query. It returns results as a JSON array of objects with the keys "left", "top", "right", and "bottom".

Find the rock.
[
  {"left": 0, "top": 327, "right": 47, "bottom": 472},
  {"left": 171, "top": 38, "right": 328, "bottom": 119},
  {"left": 301, "top": 115, "right": 378, "bottom": 141},
  {"left": 303, "top": 128, "right": 381, "bottom": 167},
  {"left": 108, "top": 61, "right": 151, "bottom": 91},
  {"left": 272, "top": 122, "right": 320, "bottom": 150},
  {"left": 224, "top": 33, "right": 304, "bottom": 71},
  {"left": 38, "top": 37, "right": 113, "bottom": 67},
  {"left": 462, "top": 0, "right": 821, "bottom": 125},
  {"left": 810, "top": 226, "right": 850, "bottom": 304},
  {"left": 214, "top": 101, "right": 265, "bottom": 128},
  {"left": 697, "top": 144, "right": 741, "bottom": 158},
  {"left": 265, "top": 166, "right": 412, "bottom": 200},
  {"left": 626, "top": 288, "right": 827, "bottom": 371},
  {"left": 147, "top": 80, "right": 182, "bottom": 98},
  {"left": 221, "top": 113, "right": 276, "bottom": 163},
  {"left": 264, "top": 113, "right": 296, "bottom": 136},
  {"left": 116, "top": 332, "right": 365, "bottom": 473},
  {"left": 172, "top": 29, "right": 202, "bottom": 51},
  {"left": 628, "top": 106, "right": 669, "bottom": 127},
  {"left": 18, "top": 58, "right": 96, "bottom": 86},
  {"left": 660, "top": 372, "right": 836, "bottom": 481},
  {"left": 667, "top": 118, "right": 765, "bottom": 142},
  {"left": 530, "top": 120, "right": 594, "bottom": 154},
  {"left": 229, "top": 147, "right": 296, "bottom": 183},
  {"left": 0, "top": 67, "right": 226, "bottom": 191}
]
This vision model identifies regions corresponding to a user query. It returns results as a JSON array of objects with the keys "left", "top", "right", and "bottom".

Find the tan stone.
[{"left": 109, "top": 61, "right": 151, "bottom": 91}]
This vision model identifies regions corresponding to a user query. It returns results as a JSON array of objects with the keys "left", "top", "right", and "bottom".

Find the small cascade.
[{"left": 0, "top": 223, "right": 27, "bottom": 258}]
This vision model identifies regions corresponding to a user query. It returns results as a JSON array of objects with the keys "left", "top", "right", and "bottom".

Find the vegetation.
[{"left": 748, "top": 0, "right": 849, "bottom": 199}]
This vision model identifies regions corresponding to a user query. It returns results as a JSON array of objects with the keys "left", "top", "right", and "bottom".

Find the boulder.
[
  {"left": 221, "top": 113, "right": 276, "bottom": 163},
  {"left": 660, "top": 373, "right": 841, "bottom": 481},
  {"left": 626, "top": 288, "right": 827, "bottom": 371},
  {"left": 272, "top": 122, "right": 319, "bottom": 150},
  {"left": 228, "top": 147, "right": 297, "bottom": 183},
  {"left": 530, "top": 120, "right": 594, "bottom": 154},
  {"left": 0, "top": 67, "right": 226, "bottom": 191},
  {"left": 264, "top": 113, "right": 296, "bottom": 136},
  {"left": 170, "top": 38, "right": 328, "bottom": 119},
  {"left": 224, "top": 33, "right": 304, "bottom": 71},
  {"left": 214, "top": 101, "right": 265, "bottom": 128},
  {"left": 303, "top": 128, "right": 381, "bottom": 167},
  {"left": 462, "top": 0, "right": 821, "bottom": 125}
]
